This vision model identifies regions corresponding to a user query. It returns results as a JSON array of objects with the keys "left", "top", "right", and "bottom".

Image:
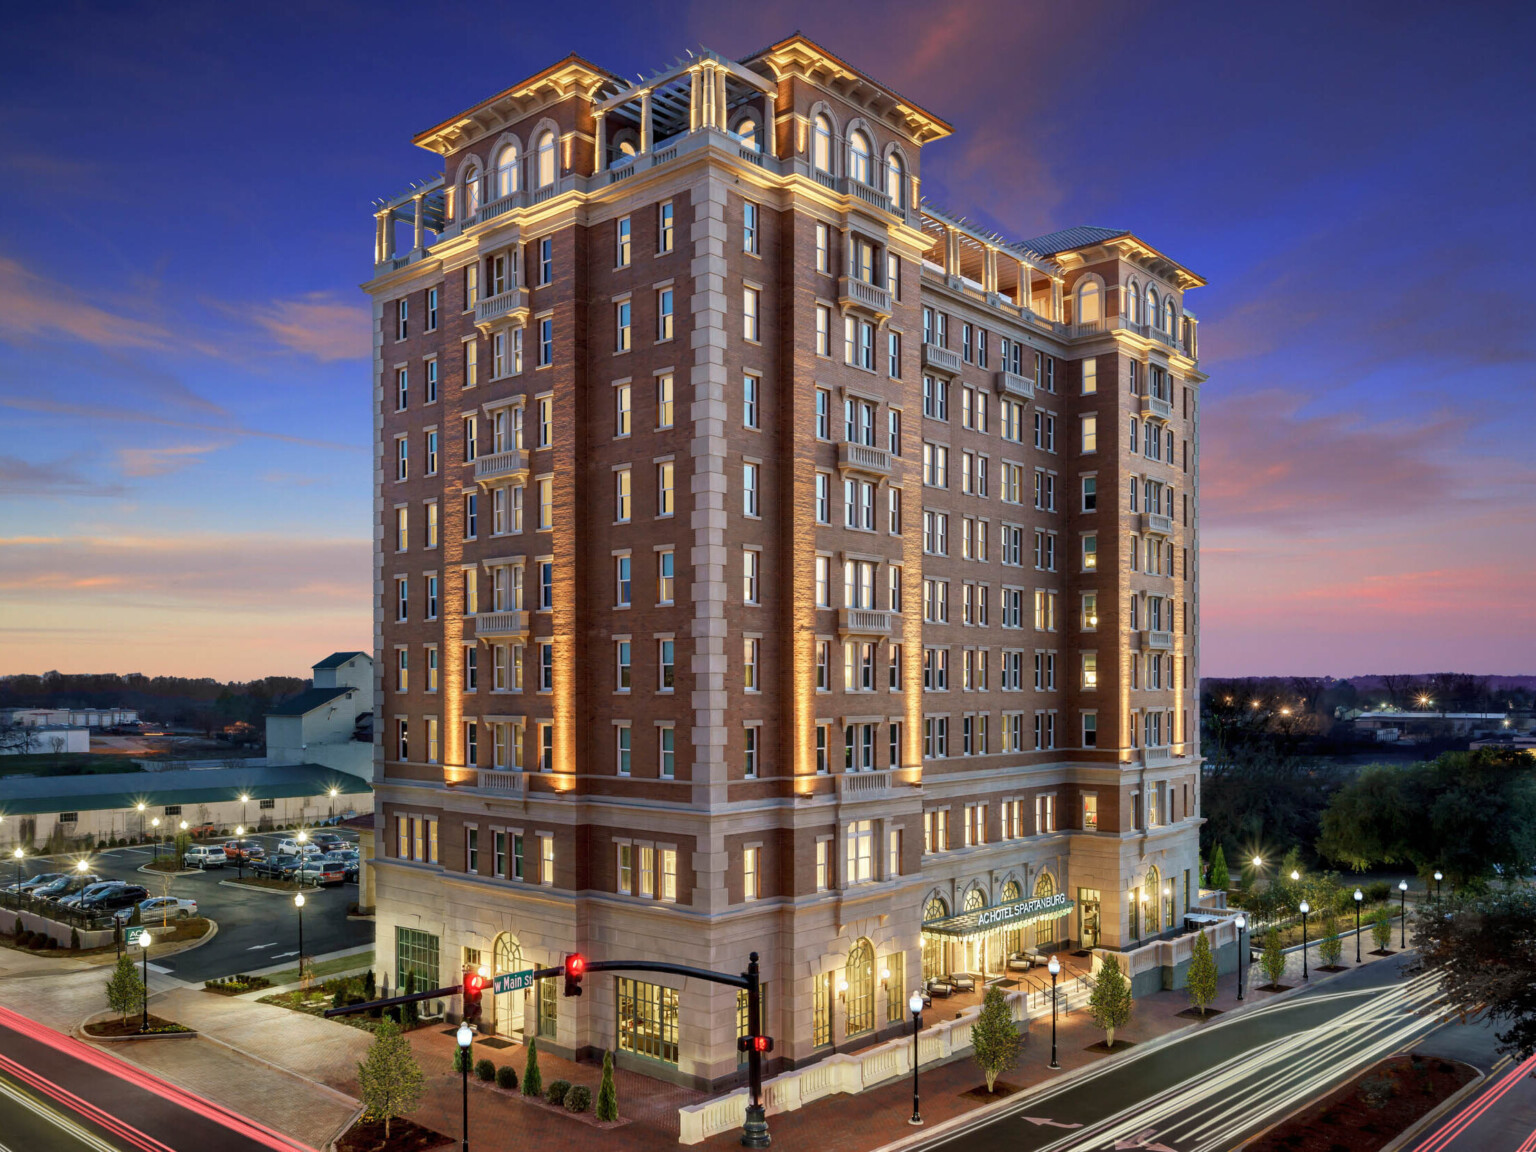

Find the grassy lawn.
[
  {"left": 0, "top": 754, "right": 145, "bottom": 777},
  {"left": 1252, "top": 903, "right": 1403, "bottom": 950},
  {"left": 262, "top": 950, "right": 374, "bottom": 987}
]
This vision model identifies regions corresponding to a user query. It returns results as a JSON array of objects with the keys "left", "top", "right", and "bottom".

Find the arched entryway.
[
  {"left": 962, "top": 887, "right": 988, "bottom": 973},
  {"left": 1034, "top": 871, "right": 1058, "bottom": 948},
  {"left": 1000, "top": 880, "right": 1023, "bottom": 954},
  {"left": 1144, "top": 866, "right": 1161, "bottom": 935},
  {"left": 845, "top": 938, "right": 875, "bottom": 1038},
  {"left": 492, "top": 932, "right": 524, "bottom": 1040},
  {"left": 922, "top": 895, "right": 948, "bottom": 979}
]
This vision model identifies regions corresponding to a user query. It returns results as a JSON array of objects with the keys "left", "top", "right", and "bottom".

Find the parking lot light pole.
[
  {"left": 239, "top": 794, "right": 249, "bottom": 832},
  {"left": 1235, "top": 915, "right": 1246, "bottom": 999},
  {"left": 234, "top": 826, "right": 245, "bottom": 881},
  {"left": 150, "top": 817, "right": 160, "bottom": 863},
  {"left": 1433, "top": 870, "right": 1443, "bottom": 904},
  {"left": 11, "top": 848, "right": 23, "bottom": 911},
  {"left": 138, "top": 930, "right": 151, "bottom": 1033},
  {"left": 135, "top": 802, "right": 146, "bottom": 845},
  {"left": 294, "top": 892, "right": 306, "bottom": 982},
  {"left": 456, "top": 1022, "right": 473, "bottom": 1152},
  {"left": 1398, "top": 880, "right": 1408, "bottom": 949},
  {"left": 908, "top": 990, "right": 923, "bottom": 1125},
  {"left": 1353, "top": 889, "right": 1363, "bottom": 963},
  {"left": 1299, "top": 900, "right": 1310, "bottom": 980}
]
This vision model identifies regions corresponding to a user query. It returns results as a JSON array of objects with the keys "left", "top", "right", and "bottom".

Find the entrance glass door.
[
  {"left": 492, "top": 933, "right": 523, "bottom": 1041},
  {"left": 1078, "top": 889, "right": 1101, "bottom": 949}
]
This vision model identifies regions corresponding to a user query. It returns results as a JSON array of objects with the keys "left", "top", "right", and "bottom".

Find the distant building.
[
  {"left": 263, "top": 652, "right": 374, "bottom": 780},
  {"left": 0, "top": 707, "right": 139, "bottom": 728},
  {"left": 1350, "top": 710, "right": 1510, "bottom": 742},
  {"left": 0, "top": 726, "right": 90, "bottom": 756}
]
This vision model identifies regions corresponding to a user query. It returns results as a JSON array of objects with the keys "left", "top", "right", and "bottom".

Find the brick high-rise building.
[{"left": 365, "top": 34, "right": 1205, "bottom": 1088}]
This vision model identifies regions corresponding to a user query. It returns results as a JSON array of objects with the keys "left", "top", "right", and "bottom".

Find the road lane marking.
[
  {"left": 1022, "top": 1117, "right": 1083, "bottom": 1129},
  {"left": 271, "top": 951, "right": 298, "bottom": 959},
  {"left": 247, "top": 942, "right": 277, "bottom": 950}
]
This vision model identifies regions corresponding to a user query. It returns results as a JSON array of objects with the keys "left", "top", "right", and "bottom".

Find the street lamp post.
[
  {"left": 294, "top": 892, "right": 306, "bottom": 982},
  {"left": 135, "top": 802, "right": 146, "bottom": 846},
  {"left": 1299, "top": 901, "right": 1311, "bottom": 980},
  {"left": 150, "top": 817, "right": 161, "bottom": 863},
  {"left": 235, "top": 826, "right": 245, "bottom": 881},
  {"left": 239, "top": 794, "right": 249, "bottom": 832},
  {"left": 1047, "top": 955, "right": 1061, "bottom": 1069},
  {"left": 1433, "top": 871, "right": 1443, "bottom": 904},
  {"left": 1353, "top": 889, "right": 1364, "bottom": 963},
  {"left": 907, "top": 991, "right": 923, "bottom": 1125},
  {"left": 138, "top": 930, "right": 151, "bottom": 1033},
  {"left": 1398, "top": 880, "right": 1408, "bottom": 949},
  {"left": 11, "top": 848, "right": 23, "bottom": 912},
  {"left": 1235, "top": 914, "right": 1247, "bottom": 999},
  {"left": 456, "top": 1022, "right": 473, "bottom": 1152}
]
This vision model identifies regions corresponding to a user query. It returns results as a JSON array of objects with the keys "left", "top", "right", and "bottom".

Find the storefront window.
[
  {"left": 845, "top": 939, "right": 875, "bottom": 1036},
  {"left": 617, "top": 978, "right": 679, "bottom": 1064},
  {"left": 396, "top": 927, "right": 439, "bottom": 995},
  {"left": 812, "top": 972, "right": 832, "bottom": 1047}
]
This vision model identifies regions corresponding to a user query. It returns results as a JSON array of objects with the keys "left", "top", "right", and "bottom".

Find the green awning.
[{"left": 921, "top": 892, "right": 1074, "bottom": 941}]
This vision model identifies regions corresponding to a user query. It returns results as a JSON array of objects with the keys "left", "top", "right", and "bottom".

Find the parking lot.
[{"left": 10, "top": 828, "right": 373, "bottom": 983}]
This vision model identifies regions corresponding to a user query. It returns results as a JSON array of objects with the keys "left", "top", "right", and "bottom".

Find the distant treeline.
[
  {"left": 1201, "top": 673, "right": 1534, "bottom": 716},
  {"left": 0, "top": 672, "right": 310, "bottom": 734}
]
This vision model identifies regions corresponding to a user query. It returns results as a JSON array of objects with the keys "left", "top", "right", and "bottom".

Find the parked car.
[
  {"left": 252, "top": 854, "right": 303, "bottom": 880},
  {"left": 131, "top": 896, "right": 198, "bottom": 923},
  {"left": 79, "top": 885, "right": 148, "bottom": 913},
  {"left": 308, "top": 832, "right": 345, "bottom": 853},
  {"left": 58, "top": 880, "right": 129, "bottom": 909},
  {"left": 293, "top": 859, "right": 346, "bottom": 887},
  {"left": 182, "top": 845, "right": 226, "bottom": 869},
  {"left": 33, "top": 873, "right": 102, "bottom": 901},
  {"left": 222, "top": 839, "right": 265, "bottom": 861},
  {"left": 6, "top": 872, "right": 65, "bottom": 893},
  {"left": 276, "top": 838, "right": 324, "bottom": 858},
  {"left": 319, "top": 852, "right": 359, "bottom": 882}
]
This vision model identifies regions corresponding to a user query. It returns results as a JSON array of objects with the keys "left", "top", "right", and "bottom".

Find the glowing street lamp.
[
  {"left": 908, "top": 990, "right": 924, "bottom": 1125},
  {"left": 150, "top": 816, "right": 161, "bottom": 861},
  {"left": 1433, "top": 870, "right": 1443, "bottom": 903},
  {"left": 10, "top": 847, "right": 24, "bottom": 911},
  {"left": 456, "top": 1022, "right": 474, "bottom": 1152},
  {"left": 137, "top": 930, "right": 152, "bottom": 1033},
  {"left": 135, "top": 801, "right": 146, "bottom": 844},
  {"left": 294, "top": 892, "right": 306, "bottom": 978},
  {"left": 1235, "top": 914, "right": 1247, "bottom": 999},
  {"left": 1398, "top": 880, "right": 1408, "bottom": 949},
  {"left": 1353, "top": 889, "right": 1364, "bottom": 963},
  {"left": 1299, "top": 900, "right": 1311, "bottom": 980},
  {"left": 1047, "top": 955, "right": 1062, "bottom": 1069}
]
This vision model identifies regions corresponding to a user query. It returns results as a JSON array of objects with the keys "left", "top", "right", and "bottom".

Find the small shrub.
[
  {"left": 453, "top": 1046, "right": 471, "bottom": 1075},
  {"left": 521, "top": 1039, "right": 543, "bottom": 1097},
  {"left": 47, "top": 936, "right": 59, "bottom": 950},
  {"left": 546, "top": 1079, "right": 571, "bottom": 1107},
  {"left": 565, "top": 1085, "right": 591, "bottom": 1113},
  {"left": 496, "top": 1064, "right": 517, "bottom": 1089},
  {"left": 595, "top": 1050, "right": 618, "bottom": 1121},
  {"left": 1364, "top": 881, "right": 1391, "bottom": 903},
  {"left": 1360, "top": 1074, "right": 1397, "bottom": 1109},
  {"left": 475, "top": 1057, "right": 495, "bottom": 1081},
  {"left": 12, "top": 916, "right": 21, "bottom": 937}
]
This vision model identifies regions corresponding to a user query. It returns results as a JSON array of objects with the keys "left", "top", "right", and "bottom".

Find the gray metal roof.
[
  {"left": 0, "top": 764, "right": 371, "bottom": 817},
  {"left": 267, "top": 686, "right": 354, "bottom": 717},
  {"left": 1017, "top": 226, "right": 1130, "bottom": 257},
  {"left": 313, "top": 651, "right": 368, "bottom": 670}
]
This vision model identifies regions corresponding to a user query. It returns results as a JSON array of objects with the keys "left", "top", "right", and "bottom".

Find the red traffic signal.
[
  {"left": 463, "top": 969, "right": 485, "bottom": 1024},
  {"left": 564, "top": 953, "right": 586, "bottom": 997},
  {"left": 737, "top": 1035, "right": 773, "bottom": 1054}
]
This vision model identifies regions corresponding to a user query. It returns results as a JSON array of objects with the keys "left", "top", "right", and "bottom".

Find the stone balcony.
[
  {"left": 838, "top": 608, "right": 901, "bottom": 640},
  {"left": 1141, "top": 512, "right": 1173, "bottom": 536},
  {"left": 473, "top": 287, "right": 530, "bottom": 334},
  {"left": 994, "top": 370, "right": 1035, "bottom": 400},
  {"left": 1139, "top": 392, "right": 1173, "bottom": 420},
  {"left": 474, "top": 610, "right": 530, "bottom": 639},
  {"left": 474, "top": 448, "right": 529, "bottom": 487},
  {"left": 837, "top": 441, "right": 893, "bottom": 480},
  {"left": 473, "top": 769, "right": 525, "bottom": 796},
  {"left": 921, "top": 342, "right": 963, "bottom": 375},
  {"left": 1140, "top": 746, "right": 1174, "bottom": 767},
  {"left": 837, "top": 275, "right": 892, "bottom": 319},
  {"left": 1140, "top": 629, "right": 1174, "bottom": 651},
  {"left": 835, "top": 768, "right": 894, "bottom": 801}
]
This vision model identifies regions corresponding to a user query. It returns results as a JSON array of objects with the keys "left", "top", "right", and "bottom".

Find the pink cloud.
[
  {"left": 0, "top": 255, "right": 174, "bottom": 351},
  {"left": 251, "top": 292, "right": 372, "bottom": 362}
]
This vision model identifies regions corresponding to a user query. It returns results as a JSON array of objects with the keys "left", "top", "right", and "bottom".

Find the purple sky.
[{"left": 1, "top": 1, "right": 1532, "bottom": 680}]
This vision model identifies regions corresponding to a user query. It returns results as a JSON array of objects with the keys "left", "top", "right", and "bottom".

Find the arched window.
[
  {"left": 1001, "top": 879, "right": 1021, "bottom": 902},
  {"left": 1144, "top": 866, "right": 1161, "bottom": 934},
  {"left": 921, "top": 895, "right": 947, "bottom": 979},
  {"left": 848, "top": 130, "right": 873, "bottom": 185},
  {"left": 462, "top": 162, "right": 482, "bottom": 219},
  {"left": 495, "top": 144, "right": 519, "bottom": 199},
  {"left": 1000, "top": 879, "right": 1024, "bottom": 953},
  {"left": 492, "top": 933, "right": 523, "bottom": 1037},
  {"left": 1126, "top": 279, "right": 1140, "bottom": 324},
  {"left": 1146, "top": 285, "right": 1160, "bottom": 330},
  {"left": 1164, "top": 295, "right": 1177, "bottom": 334},
  {"left": 845, "top": 938, "right": 875, "bottom": 1036},
  {"left": 812, "top": 114, "right": 834, "bottom": 173},
  {"left": 964, "top": 886, "right": 987, "bottom": 912},
  {"left": 1034, "top": 871, "right": 1057, "bottom": 947},
  {"left": 535, "top": 130, "right": 557, "bottom": 188},
  {"left": 885, "top": 151, "right": 905, "bottom": 207},
  {"left": 1078, "top": 280, "right": 1102, "bottom": 325},
  {"left": 735, "top": 117, "right": 759, "bottom": 152}
]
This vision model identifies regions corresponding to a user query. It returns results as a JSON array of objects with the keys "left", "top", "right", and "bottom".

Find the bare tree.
[
  {"left": 1378, "top": 674, "right": 1417, "bottom": 710},
  {"left": 47, "top": 735, "right": 67, "bottom": 755},
  {"left": 1289, "top": 677, "right": 1329, "bottom": 716},
  {"left": 0, "top": 724, "right": 37, "bottom": 755}
]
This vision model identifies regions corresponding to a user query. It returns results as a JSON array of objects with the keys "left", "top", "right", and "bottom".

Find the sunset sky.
[{"left": 1, "top": 1, "right": 1532, "bottom": 681}]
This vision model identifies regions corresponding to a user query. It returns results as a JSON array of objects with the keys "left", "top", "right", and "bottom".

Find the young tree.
[
  {"left": 400, "top": 972, "right": 419, "bottom": 1028},
  {"left": 1209, "top": 844, "right": 1230, "bottom": 891},
  {"left": 1318, "top": 916, "right": 1344, "bottom": 967},
  {"left": 1186, "top": 931, "right": 1218, "bottom": 1015},
  {"left": 105, "top": 952, "right": 145, "bottom": 1024},
  {"left": 971, "top": 985, "right": 1021, "bottom": 1091},
  {"left": 1371, "top": 907, "right": 1393, "bottom": 952},
  {"left": 357, "top": 1018, "right": 425, "bottom": 1140},
  {"left": 1260, "top": 927, "right": 1287, "bottom": 987},
  {"left": 595, "top": 1049, "right": 619, "bottom": 1121},
  {"left": 521, "top": 1038, "right": 543, "bottom": 1097},
  {"left": 1413, "top": 888, "right": 1536, "bottom": 1058},
  {"left": 1089, "top": 954, "right": 1133, "bottom": 1048}
]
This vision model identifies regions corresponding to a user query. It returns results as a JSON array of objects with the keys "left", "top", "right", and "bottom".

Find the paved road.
[
  {"left": 1403, "top": 1010, "right": 1536, "bottom": 1151},
  {"left": 11, "top": 830, "right": 372, "bottom": 983},
  {"left": 915, "top": 955, "right": 1455, "bottom": 1152},
  {"left": 0, "top": 1005, "right": 311, "bottom": 1152}
]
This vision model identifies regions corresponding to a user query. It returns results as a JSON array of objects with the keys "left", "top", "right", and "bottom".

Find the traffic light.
[
  {"left": 564, "top": 953, "right": 586, "bottom": 997},
  {"left": 737, "top": 1035, "right": 773, "bottom": 1054},
  {"left": 463, "top": 968, "right": 485, "bottom": 1025}
]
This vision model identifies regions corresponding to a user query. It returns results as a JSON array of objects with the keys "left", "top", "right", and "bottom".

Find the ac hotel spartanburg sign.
[{"left": 923, "top": 891, "right": 1076, "bottom": 939}]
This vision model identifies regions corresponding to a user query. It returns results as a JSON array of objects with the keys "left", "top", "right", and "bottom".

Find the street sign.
[{"left": 493, "top": 969, "right": 535, "bottom": 995}]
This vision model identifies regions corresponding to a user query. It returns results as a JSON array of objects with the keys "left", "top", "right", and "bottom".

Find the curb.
[
  {"left": 136, "top": 865, "right": 200, "bottom": 878},
  {"left": 217, "top": 879, "right": 312, "bottom": 897},
  {"left": 323, "top": 1105, "right": 366, "bottom": 1152},
  {"left": 1380, "top": 1065, "right": 1486, "bottom": 1152}
]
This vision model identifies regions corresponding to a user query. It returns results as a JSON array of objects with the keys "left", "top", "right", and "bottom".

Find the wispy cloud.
[
  {"left": 250, "top": 292, "right": 372, "bottom": 362},
  {"left": 117, "top": 443, "right": 225, "bottom": 478},
  {"left": 0, "top": 455, "right": 124, "bottom": 497},
  {"left": 0, "top": 396, "right": 363, "bottom": 453},
  {"left": 0, "top": 254, "right": 174, "bottom": 351}
]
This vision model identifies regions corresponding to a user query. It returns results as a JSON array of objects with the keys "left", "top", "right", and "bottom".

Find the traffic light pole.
[{"left": 327, "top": 953, "right": 771, "bottom": 1148}]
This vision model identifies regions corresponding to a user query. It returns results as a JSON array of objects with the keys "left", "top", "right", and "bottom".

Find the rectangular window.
[
  {"left": 616, "top": 215, "right": 632, "bottom": 267},
  {"left": 743, "top": 201, "right": 759, "bottom": 254},
  {"left": 538, "top": 317, "right": 553, "bottom": 366},
  {"left": 743, "top": 287, "right": 760, "bottom": 342},
  {"left": 743, "top": 726, "right": 758, "bottom": 778},
  {"left": 615, "top": 467, "right": 631, "bottom": 522},
  {"left": 1081, "top": 413, "right": 1097, "bottom": 453},
  {"left": 658, "top": 725, "right": 675, "bottom": 779},
  {"left": 617, "top": 978, "right": 679, "bottom": 1065},
  {"left": 743, "top": 373, "right": 759, "bottom": 429},
  {"left": 743, "top": 846, "right": 760, "bottom": 901},
  {"left": 815, "top": 305, "right": 831, "bottom": 357},
  {"left": 658, "top": 201, "right": 674, "bottom": 253},
  {"left": 655, "top": 372, "right": 675, "bottom": 428},
  {"left": 657, "top": 550, "right": 674, "bottom": 603},
  {"left": 815, "top": 222, "right": 830, "bottom": 274},
  {"left": 658, "top": 638, "right": 675, "bottom": 689},
  {"left": 742, "top": 462, "right": 759, "bottom": 517},
  {"left": 657, "top": 288, "right": 674, "bottom": 341},
  {"left": 743, "top": 549, "right": 760, "bottom": 604}
]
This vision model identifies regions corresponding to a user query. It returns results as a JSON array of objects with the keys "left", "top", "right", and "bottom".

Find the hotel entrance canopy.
[{"left": 921, "top": 892, "right": 1074, "bottom": 943}]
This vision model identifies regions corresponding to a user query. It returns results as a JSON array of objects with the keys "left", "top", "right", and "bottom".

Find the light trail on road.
[
  {"left": 1024, "top": 970, "right": 1449, "bottom": 1152},
  {"left": 1411, "top": 1051, "right": 1536, "bottom": 1152}
]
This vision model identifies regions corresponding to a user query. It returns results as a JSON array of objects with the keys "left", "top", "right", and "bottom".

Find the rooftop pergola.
[
  {"left": 592, "top": 48, "right": 777, "bottom": 170},
  {"left": 918, "top": 204, "right": 1063, "bottom": 319}
]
